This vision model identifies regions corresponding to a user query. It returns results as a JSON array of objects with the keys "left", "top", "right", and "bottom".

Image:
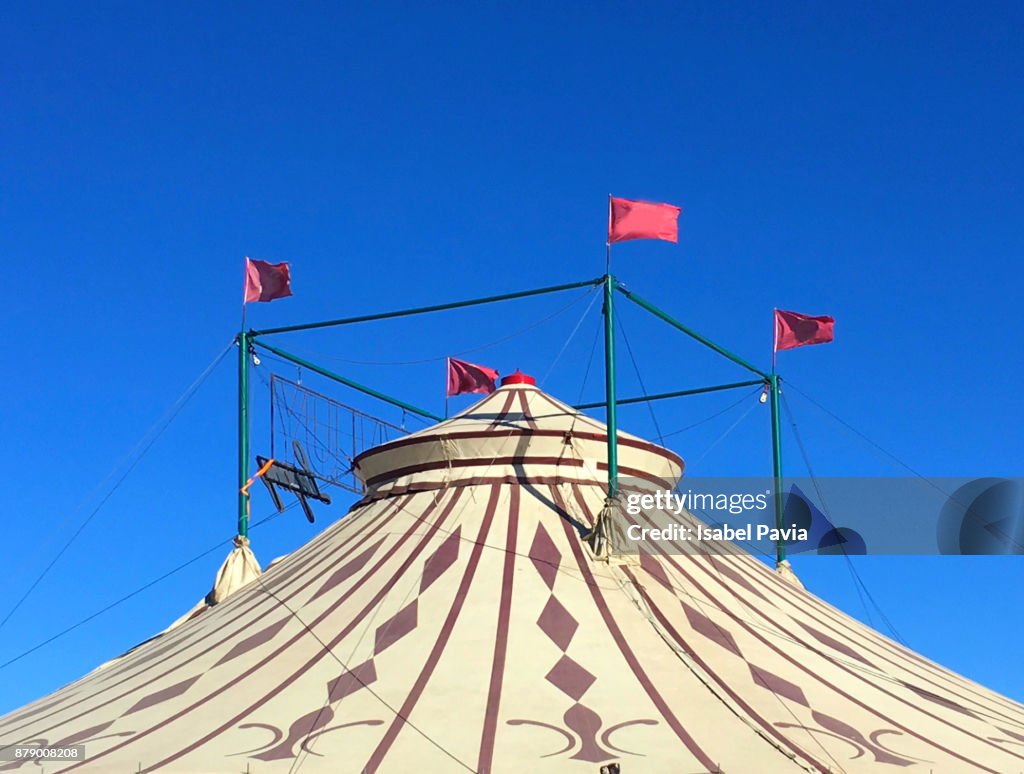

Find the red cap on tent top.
[{"left": 500, "top": 370, "right": 536, "bottom": 386}]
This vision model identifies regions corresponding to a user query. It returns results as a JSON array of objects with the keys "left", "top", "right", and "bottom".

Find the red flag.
[
  {"left": 608, "top": 197, "right": 681, "bottom": 244},
  {"left": 244, "top": 258, "right": 293, "bottom": 303},
  {"left": 774, "top": 309, "right": 835, "bottom": 352},
  {"left": 446, "top": 357, "right": 499, "bottom": 397}
]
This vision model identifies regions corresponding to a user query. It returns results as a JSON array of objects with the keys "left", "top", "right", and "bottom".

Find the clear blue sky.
[{"left": 2, "top": 2, "right": 1022, "bottom": 714}]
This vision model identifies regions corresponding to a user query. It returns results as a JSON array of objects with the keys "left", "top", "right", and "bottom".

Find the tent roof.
[{"left": 2, "top": 382, "right": 1023, "bottom": 773}]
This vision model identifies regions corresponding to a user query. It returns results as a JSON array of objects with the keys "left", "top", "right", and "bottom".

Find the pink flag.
[
  {"left": 774, "top": 309, "right": 835, "bottom": 352},
  {"left": 244, "top": 258, "right": 293, "bottom": 303},
  {"left": 608, "top": 197, "right": 681, "bottom": 244},
  {"left": 447, "top": 357, "right": 499, "bottom": 397}
]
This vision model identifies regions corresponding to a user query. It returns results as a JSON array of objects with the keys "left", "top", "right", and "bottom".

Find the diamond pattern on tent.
[
  {"left": 420, "top": 528, "right": 461, "bottom": 593},
  {"left": 327, "top": 660, "right": 378, "bottom": 702},
  {"left": 639, "top": 549, "right": 675, "bottom": 591},
  {"left": 374, "top": 601, "right": 418, "bottom": 654},
  {"left": 316, "top": 528, "right": 462, "bottom": 707},
  {"left": 682, "top": 601, "right": 743, "bottom": 658},
  {"left": 124, "top": 675, "right": 202, "bottom": 716},
  {"left": 635, "top": 552, "right": 747, "bottom": 662},
  {"left": 309, "top": 538, "right": 387, "bottom": 601},
  {"left": 797, "top": 621, "right": 876, "bottom": 667},
  {"left": 529, "top": 524, "right": 561, "bottom": 590},
  {"left": 537, "top": 596, "right": 578, "bottom": 652},
  {"left": 529, "top": 522, "right": 600, "bottom": 712},
  {"left": 901, "top": 682, "right": 977, "bottom": 717},
  {"left": 546, "top": 656, "right": 597, "bottom": 702},
  {"left": 749, "top": 664, "right": 808, "bottom": 707},
  {"left": 998, "top": 727, "right": 1024, "bottom": 743},
  {"left": 709, "top": 558, "right": 773, "bottom": 604},
  {"left": 216, "top": 617, "right": 290, "bottom": 666}
]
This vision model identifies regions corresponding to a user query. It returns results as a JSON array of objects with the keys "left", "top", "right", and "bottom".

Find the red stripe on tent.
[
  {"left": 364, "top": 456, "right": 587, "bottom": 487},
  {"left": 552, "top": 486, "right": 719, "bottom": 772},
  {"left": 354, "top": 426, "right": 684, "bottom": 473},
  {"left": 363, "top": 484, "right": 503, "bottom": 771},
  {"left": 515, "top": 389, "right": 538, "bottom": 430},
  {"left": 477, "top": 485, "right": 520, "bottom": 772},
  {"left": 487, "top": 391, "right": 518, "bottom": 430}
]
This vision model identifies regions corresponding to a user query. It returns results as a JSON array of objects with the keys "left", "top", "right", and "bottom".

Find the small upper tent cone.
[
  {"left": 2, "top": 381, "right": 1024, "bottom": 773},
  {"left": 353, "top": 372, "right": 683, "bottom": 498}
]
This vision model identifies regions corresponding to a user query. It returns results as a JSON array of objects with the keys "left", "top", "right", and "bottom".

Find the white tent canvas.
[{"left": 1, "top": 379, "right": 1022, "bottom": 772}]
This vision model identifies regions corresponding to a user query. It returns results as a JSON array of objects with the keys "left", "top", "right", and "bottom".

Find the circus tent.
[{"left": 1, "top": 375, "right": 1023, "bottom": 773}]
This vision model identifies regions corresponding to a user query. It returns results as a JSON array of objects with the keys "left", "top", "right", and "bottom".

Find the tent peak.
[{"left": 499, "top": 369, "right": 536, "bottom": 387}]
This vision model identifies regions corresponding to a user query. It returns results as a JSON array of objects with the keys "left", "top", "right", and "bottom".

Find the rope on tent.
[
  {"left": 780, "top": 392, "right": 875, "bottom": 627},
  {"left": 687, "top": 393, "right": 762, "bottom": 469},
  {"left": 0, "top": 500, "right": 297, "bottom": 678},
  {"left": 617, "top": 311, "right": 665, "bottom": 446},
  {"left": 0, "top": 537, "right": 227, "bottom": 674},
  {"left": 258, "top": 585, "right": 477, "bottom": 774},
  {"left": 548, "top": 315, "right": 601, "bottom": 512},
  {"left": 286, "top": 286, "right": 598, "bottom": 367},
  {"left": 0, "top": 339, "right": 235, "bottom": 636},
  {"left": 283, "top": 536, "right": 390, "bottom": 774},
  {"left": 540, "top": 287, "right": 601, "bottom": 386},
  {"left": 780, "top": 392, "right": 907, "bottom": 645},
  {"left": 785, "top": 384, "right": 1024, "bottom": 552},
  {"left": 575, "top": 319, "right": 602, "bottom": 405},
  {"left": 660, "top": 386, "right": 763, "bottom": 440},
  {"left": 784, "top": 379, "right": 953, "bottom": 501}
]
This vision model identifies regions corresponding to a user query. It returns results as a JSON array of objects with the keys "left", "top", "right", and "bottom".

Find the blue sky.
[{"left": 1, "top": 1, "right": 1022, "bottom": 714}]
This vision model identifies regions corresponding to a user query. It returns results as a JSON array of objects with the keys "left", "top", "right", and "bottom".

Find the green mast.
[
  {"left": 237, "top": 329, "right": 250, "bottom": 538},
  {"left": 603, "top": 274, "right": 619, "bottom": 499},
  {"left": 769, "top": 373, "right": 786, "bottom": 564}
]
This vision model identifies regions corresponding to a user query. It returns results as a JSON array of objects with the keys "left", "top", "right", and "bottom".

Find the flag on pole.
[
  {"left": 244, "top": 258, "right": 293, "bottom": 303},
  {"left": 608, "top": 197, "right": 681, "bottom": 244},
  {"left": 774, "top": 309, "right": 835, "bottom": 352},
  {"left": 446, "top": 357, "right": 499, "bottom": 397}
]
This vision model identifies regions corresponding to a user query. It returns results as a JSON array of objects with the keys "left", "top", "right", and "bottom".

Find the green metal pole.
[
  {"left": 603, "top": 274, "right": 618, "bottom": 498},
  {"left": 237, "top": 330, "right": 250, "bottom": 538},
  {"left": 616, "top": 285, "right": 769, "bottom": 379},
  {"left": 574, "top": 379, "right": 764, "bottom": 411},
  {"left": 252, "top": 340, "right": 443, "bottom": 422},
  {"left": 770, "top": 373, "right": 785, "bottom": 564},
  {"left": 250, "top": 278, "right": 603, "bottom": 337}
]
